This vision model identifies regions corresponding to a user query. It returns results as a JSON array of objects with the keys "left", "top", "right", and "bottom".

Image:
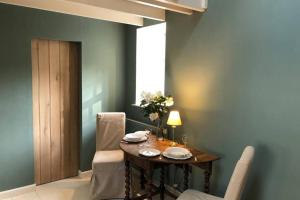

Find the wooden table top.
[{"left": 120, "top": 134, "right": 220, "bottom": 165}]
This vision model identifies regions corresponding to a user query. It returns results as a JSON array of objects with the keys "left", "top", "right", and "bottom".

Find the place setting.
[
  {"left": 138, "top": 146, "right": 192, "bottom": 159},
  {"left": 138, "top": 133, "right": 193, "bottom": 160}
]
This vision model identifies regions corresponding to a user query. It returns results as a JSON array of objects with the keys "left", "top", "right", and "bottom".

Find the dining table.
[{"left": 120, "top": 134, "right": 220, "bottom": 200}]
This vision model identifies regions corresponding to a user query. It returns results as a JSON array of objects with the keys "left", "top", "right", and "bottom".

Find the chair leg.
[{"left": 146, "top": 169, "right": 153, "bottom": 200}]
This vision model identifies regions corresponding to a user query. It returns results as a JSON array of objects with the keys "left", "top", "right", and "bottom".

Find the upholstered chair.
[
  {"left": 177, "top": 146, "right": 255, "bottom": 200},
  {"left": 90, "top": 112, "right": 126, "bottom": 200}
]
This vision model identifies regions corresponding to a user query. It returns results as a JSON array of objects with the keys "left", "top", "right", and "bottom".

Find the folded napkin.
[
  {"left": 168, "top": 151, "right": 188, "bottom": 158},
  {"left": 132, "top": 130, "right": 149, "bottom": 138},
  {"left": 123, "top": 130, "right": 150, "bottom": 141},
  {"left": 164, "top": 147, "right": 191, "bottom": 158}
]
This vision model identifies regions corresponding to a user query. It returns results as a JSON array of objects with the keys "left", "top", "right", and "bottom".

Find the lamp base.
[
  {"left": 170, "top": 141, "right": 177, "bottom": 146},
  {"left": 170, "top": 126, "right": 177, "bottom": 146}
]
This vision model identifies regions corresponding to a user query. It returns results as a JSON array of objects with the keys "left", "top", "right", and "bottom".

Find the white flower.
[
  {"left": 149, "top": 112, "right": 159, "bottom": 121},
  {"left": 141, "top": 91, "right": 147, "bottom": 99},
  {"left": 155, "top": 91, "right": 163, "bottom": 97},
  {"left": 141, "top": 91, "right": 154, "bottom": 103},
  {"left": 165, "top": 97, "right": 174, "bottom": 107}
]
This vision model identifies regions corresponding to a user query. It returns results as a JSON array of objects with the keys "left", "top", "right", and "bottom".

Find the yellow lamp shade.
[{"left": 167, "top": 110, "right": 182, "bottom": 126}]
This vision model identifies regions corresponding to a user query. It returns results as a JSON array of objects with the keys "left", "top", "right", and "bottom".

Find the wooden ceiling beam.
[
  {"left": 128, "top": 0, "right": 193, "bottom": 15},
  {"left": 175, "top": 0, "right": 208, "bottom": 11},
  {"left": 67, "top": 0, "right": 165, "bottom": 21},
  {"left": 0, "top": 0, "right": 144, "bottom": 26},
  {"left": 128, "top": 0, "right": 208, "bottom": 14}
]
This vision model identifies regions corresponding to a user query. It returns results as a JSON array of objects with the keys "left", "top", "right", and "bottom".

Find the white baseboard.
[
  {"left": 0, "top": 184, "right": 36, "bottom": 200},
  {"left": 79, "top": 170, "right": 92, "bottom": 178}
]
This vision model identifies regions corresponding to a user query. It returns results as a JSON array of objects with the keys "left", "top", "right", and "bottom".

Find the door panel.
[
  {"left": 49, "top": 40, "right": 61, "bottom": 182},
  {"left": 38, "top": 40, "right": 51, "bottom": 184},
  {"left": 32, "top": 39, "right": 80, "bottom": 185},
  {"left": 59, "top": 41, "right": 71, "bottom": 178},
  {"left": 69, "top": 43, "right": 80, "bottom": 176}
]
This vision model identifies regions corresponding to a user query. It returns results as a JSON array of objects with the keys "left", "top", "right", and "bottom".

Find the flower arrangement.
[{"left": 140, "top": 91, "right": 174, "bottom": 129}]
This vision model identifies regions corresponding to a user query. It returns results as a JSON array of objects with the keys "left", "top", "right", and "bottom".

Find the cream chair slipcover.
[
  {"left": 90, "top": 112, "right": 126, "bottom": 200},
  {"left": 177, "top": 146, "right": 255, "bottom": 200}
]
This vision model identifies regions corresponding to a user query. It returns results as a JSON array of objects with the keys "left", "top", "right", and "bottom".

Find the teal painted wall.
[
  {"left": 165, "top": 0, "right": 300, "bottom": 199},
  {"left": 125, "top": 0, "right": 300, "bottom": 199},
  {"left": 0, "top": 3, "right": 125, "bottom": 191}
]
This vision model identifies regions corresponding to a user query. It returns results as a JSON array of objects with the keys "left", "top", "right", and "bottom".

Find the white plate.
[
  {"left": 139, "top": 148, "right": 161, "bottom": 157},
  {"left": 163, "top": 147, "right": 192, "bottom": 160},
  {"left": 123, "top": 136, "right": 147, "bottom": 143}
]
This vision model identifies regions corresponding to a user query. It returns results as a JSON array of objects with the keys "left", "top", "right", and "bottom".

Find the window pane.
[{"left": 136, "top": 23, "right": 166, "bottom": 104}]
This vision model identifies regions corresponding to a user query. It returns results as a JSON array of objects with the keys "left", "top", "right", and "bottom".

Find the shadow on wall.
[
  {"left": 81, "top": 80, "right": 103, "bottom": 170},
  {"left": 211, "top": 144, "right": 276, "bottom": 199},
  {"left": 126, "top": 118, "right": 157, "bottom": 133},
  {"left": 243, "top": 144, "right": 274, "bottom": 200}
]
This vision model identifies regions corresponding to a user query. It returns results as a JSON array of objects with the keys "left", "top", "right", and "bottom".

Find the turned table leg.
[
  {"left": 160, "top": 166, "right": 165, "bottom": 200},
  {"left": 125, "top": 160, "right": 130, "bottom": 200},
  {"left": 183, "top": 164, "right": 189, "bottom": 191},
  {"left": 140, "top": 168, "right": 146, "bottom": 190},
  {"left": 204, "top": 162, "right": 212, "bottom": 193},
  {"left": 146, "top": 168, "right": 154, "bottom": 200}
]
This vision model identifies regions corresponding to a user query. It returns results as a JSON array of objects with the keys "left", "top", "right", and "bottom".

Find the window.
[{"left": 135, "top": 22, "right": 166, "bottom": 104}]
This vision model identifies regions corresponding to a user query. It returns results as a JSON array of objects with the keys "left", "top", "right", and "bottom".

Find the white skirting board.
[
  {"left": 79, "top": 170, "right": 92, "bottom": 178},
  {"left": 0, "top": 184, "right": 36, "bottom": 200}
]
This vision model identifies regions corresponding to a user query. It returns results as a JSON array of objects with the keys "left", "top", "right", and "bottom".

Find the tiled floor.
[
  {"left": 2, "top": 173, "right": 175, "bottom": 200},
  {"left": 2, "top": 175, "right": 90, "bottom": 200}
]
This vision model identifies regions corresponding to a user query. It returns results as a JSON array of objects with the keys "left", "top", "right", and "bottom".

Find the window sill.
[{"left": 131, "top": 104, "right": 141, "bottom": 107}]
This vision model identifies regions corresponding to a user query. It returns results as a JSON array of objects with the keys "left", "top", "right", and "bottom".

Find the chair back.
[
  {"left": 224, "top": 146, "right": 255, "bottom": 200},
  {"left": 96, "top": 112, "right": 125, "bottom": 151}
]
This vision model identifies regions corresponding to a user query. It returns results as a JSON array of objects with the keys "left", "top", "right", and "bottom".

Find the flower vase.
[{"left": 156, "top": 120, "right": 163, "bottom": 141}]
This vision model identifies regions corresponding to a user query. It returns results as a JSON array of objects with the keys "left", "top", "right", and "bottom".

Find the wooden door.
[{"left": 32, "top": 39, "right": 80, "bottom": 185}]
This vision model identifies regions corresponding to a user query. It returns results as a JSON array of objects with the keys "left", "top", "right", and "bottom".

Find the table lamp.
[{"left": 167, "top": 110, "right": 182, "bottom": 146}]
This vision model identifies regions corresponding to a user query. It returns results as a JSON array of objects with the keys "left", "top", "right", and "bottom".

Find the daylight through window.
[{"left": 135, "top": 22, "right": 166, "bottom": 104}]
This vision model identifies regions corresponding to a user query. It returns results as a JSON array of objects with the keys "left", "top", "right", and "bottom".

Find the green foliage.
[{"left": 140, "top": 94, "right": 173, "bottom": 120}]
